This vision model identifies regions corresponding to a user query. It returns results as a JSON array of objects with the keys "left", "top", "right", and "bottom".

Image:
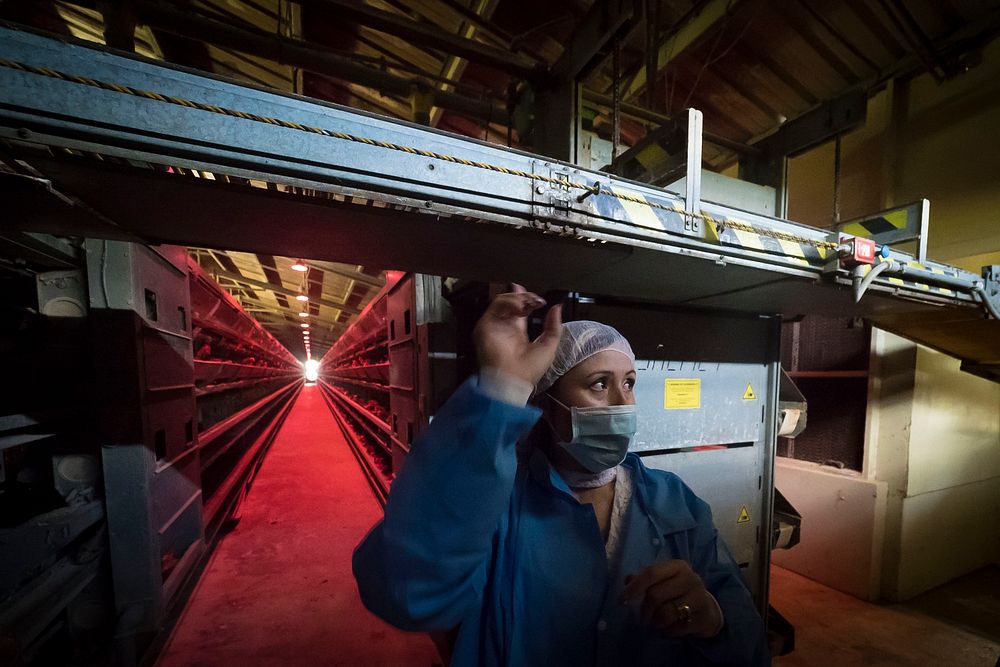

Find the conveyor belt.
[
  {"left": 1, "top": 24, "right": 996, "bottom": 379},
  {"left": 155, "top": 386, "right": 439, "bottom": 667}
]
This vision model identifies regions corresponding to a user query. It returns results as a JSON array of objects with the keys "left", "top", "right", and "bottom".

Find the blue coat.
[{"left": 354, "top": 378, "right": 770, "bottom": 666}]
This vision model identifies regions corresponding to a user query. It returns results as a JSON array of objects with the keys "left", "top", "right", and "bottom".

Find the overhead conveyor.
[{"left": 0, "top": 22, "right": 997, "bottom": 381}]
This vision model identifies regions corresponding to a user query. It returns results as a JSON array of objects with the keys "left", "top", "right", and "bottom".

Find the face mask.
[{"left": 547, "top": 395, "right": 637, "bottom": 473}]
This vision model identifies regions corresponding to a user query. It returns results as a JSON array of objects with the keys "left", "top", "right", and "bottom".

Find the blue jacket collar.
[
  {"left": 621, "top": 453, "right": 698, "bottom": 535},
  {"left": 526, "top": 447, "right": 575, "bottom": 498},
  {"left": 526, "top": 450, "right": 698, "bottom": 535}
]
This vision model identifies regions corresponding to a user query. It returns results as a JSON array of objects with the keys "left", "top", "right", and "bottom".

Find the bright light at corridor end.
[{"left": 305, "top": 359, "right": 319, "bottom": 382}]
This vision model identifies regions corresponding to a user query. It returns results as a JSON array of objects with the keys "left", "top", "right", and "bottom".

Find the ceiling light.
[
  {"left": 290, "top": 259, "right": 308, "bottom": 272},
  {"left": 296, "top": 294, "right": 308, "bottom": 302},
  {"left": 299, "top": 311, "right": 309, "bottom": 317},
  {"left": 301, "top": 323, "right": 309, "bottom": 328}
]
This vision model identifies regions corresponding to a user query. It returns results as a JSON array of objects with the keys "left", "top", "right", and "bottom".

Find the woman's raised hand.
[{"left": 473, "top": 285, "right": 562, "bottom": 387}]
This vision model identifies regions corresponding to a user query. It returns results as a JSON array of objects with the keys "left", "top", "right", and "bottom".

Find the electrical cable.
[
  {"left": 974, "top": 285, "right": 1000, "bottom": 321},
  {"left": 680, "top": 0, "right": 761, "bottom": 111},
  {"left": 853, "top": 260, "right": 892, "bottom": 303}
]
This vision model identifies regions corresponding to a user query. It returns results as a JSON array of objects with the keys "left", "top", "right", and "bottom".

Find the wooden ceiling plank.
[
  {"left": 235, "top": 293, "right": 343, "bottom": 327},
  {"left": 304, "top": 260, "right": 384, "bottom": 287},
  {"left": 621, "top": 0, "right": 733, "bottom": 103},
  {"left": 211, "top": 269, "right": 364, "bottom": 315},
  {"left": 792, "top": 0, "right": 882, "bottom": 73},
  {"left": 702, "top": 59, "right": 783, "bottom": 121},
  {"left": 730, "top": 41, "right": 819, "bottom": 106},
  {"left": 777, "top": 1, "right": 863, "bottom": 84},
  {"left": 843, "top": 0, "right": 908, "bottom": 60}
]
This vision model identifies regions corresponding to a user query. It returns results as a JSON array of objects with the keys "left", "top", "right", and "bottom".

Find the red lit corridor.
[{"left": 155, "top": 385, "right": 440, "bottom": 667}]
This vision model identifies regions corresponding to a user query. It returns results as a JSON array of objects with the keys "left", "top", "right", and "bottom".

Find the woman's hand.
[
  {"left": 619, "top": 560, "right": 724, "bottom": 639},
  {"left": 473, "top": 284, "right": 562, "bottom": 387}
]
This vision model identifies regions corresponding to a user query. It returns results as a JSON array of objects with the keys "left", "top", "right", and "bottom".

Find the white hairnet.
[{"left": 535, "top": 320, "right": 635, "bottom": 395}]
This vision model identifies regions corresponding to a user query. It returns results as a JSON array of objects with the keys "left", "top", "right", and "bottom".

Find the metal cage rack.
[{"left": 317, "top": 273, "right": 455, "bottom": 504}]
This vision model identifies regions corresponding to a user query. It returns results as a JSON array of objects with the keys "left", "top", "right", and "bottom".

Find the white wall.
[
  {"left": 894, "top": 347, "right": 1000, "bottom": 599},
  {"left": 772, "top": 458, "right": 887, "bottom": 600},
  {"left": 779, "top": 36, "right": 1000, "bottom": 601}
]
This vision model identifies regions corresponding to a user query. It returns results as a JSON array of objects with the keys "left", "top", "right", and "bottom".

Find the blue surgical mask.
[{"left": 547, "top": 395, "right": 637, "bottom": 473}]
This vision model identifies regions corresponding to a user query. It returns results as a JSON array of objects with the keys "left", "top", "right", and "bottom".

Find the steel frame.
[{"left": 0, "top": 25, "right": 990, "bottom": 318}]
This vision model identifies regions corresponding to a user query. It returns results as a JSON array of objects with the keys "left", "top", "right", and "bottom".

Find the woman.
[{"left": 353, "top": 287, "right": 769, "bottom": 666}]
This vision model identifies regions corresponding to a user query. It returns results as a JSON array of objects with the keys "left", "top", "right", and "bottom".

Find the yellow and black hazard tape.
[
  {"left": 0, "top": 56, "right": 846, "bottom": 261},
  {"left": 839, "top": 209, "right": 909, "bottom": 238}
]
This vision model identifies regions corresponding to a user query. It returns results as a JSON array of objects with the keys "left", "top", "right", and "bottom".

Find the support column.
[
  {"left": 533, "top": 0, "right": 639, "bottom": 164},
  {"left": 534, "top": 80, "right": 582, "bottom": 163}
]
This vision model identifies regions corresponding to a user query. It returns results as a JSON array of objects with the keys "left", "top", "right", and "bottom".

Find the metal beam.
[
  {"left": 435, "top": 0, "right": 540, "bottom": 60},
  {"left": 303, "top": 260, "right": 383, "bottom": 288},
  {"left": 211, "top": 270, "right": 363, "bottom": 315},
  {"left": 582, "top": 89, "right": 756, "bottom": 155},
  {"left": 0, "top": 230, "right": 80, "bottom": 268},
  {"left": 226, "top": 293, "right": 346, "bottom": 327},
  {"left": 621, "top": 0, "right": 732, "bottom": 101},
  {"left": 129, "top": 0, "right": 508, "bottom": 122},
  {"left": 295, "top": 0, "right": 541, "bottom": 81},
  {"left": 749, "top": 90, "right": 867, "bottom": 159},
  {"left": 248, "top": 309, "right": 343, "bottom": 338},
  {"left": 241, "top": 305, "right": 345, "bottom": 332},
  {"left": 730, "top": 41, "right": 819, "bottom": 106},
  {"left": 551, "top": 0, "right": 638, "bottom": 81},
  {"left": 535, "top": 0, "right": 639, "bottom": 162},
  {"left": 97, "top": 0, "right": 137, "bottom": 52},
  {"left": 778, "top": 1, "right": 859, "bottom": 84}
]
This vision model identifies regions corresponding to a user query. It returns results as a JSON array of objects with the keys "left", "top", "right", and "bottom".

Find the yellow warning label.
[
  {"left": 742, "top": 383, "right": 757, "bottom": 401},
  {"left": 664, "top": 379, "right": 701, "bottom": 410},
  {"left": 738, "top": 505, "right": 751, "bottom": 523}
]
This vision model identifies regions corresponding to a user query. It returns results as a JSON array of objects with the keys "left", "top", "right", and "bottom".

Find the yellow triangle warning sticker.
[
  {"left": 737, "top": 505, "right": 751, "bottom": 523},
  {"left": 743, "top": 384, "right": 757, "bottom": 401}
]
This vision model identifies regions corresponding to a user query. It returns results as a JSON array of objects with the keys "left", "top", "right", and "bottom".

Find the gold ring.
[{"left": 675, "top": 602, "right": 693, "bottom": 624}]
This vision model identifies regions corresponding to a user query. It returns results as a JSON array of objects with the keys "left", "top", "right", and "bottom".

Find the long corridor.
[{"left": 156, "top": 385, "right": 440, "bottom": 667}]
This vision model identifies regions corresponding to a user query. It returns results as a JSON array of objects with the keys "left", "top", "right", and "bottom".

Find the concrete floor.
[
  {"left": 155, "top": 385, "right": 440, "bottom": 667},
  {"left": 772, "top": 565, "right": 1000, "bottom": 666}
]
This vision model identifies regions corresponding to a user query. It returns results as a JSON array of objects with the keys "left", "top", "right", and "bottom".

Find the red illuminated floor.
[{"left": 156, "top": 385, "right": 440, "bottom": 667}]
